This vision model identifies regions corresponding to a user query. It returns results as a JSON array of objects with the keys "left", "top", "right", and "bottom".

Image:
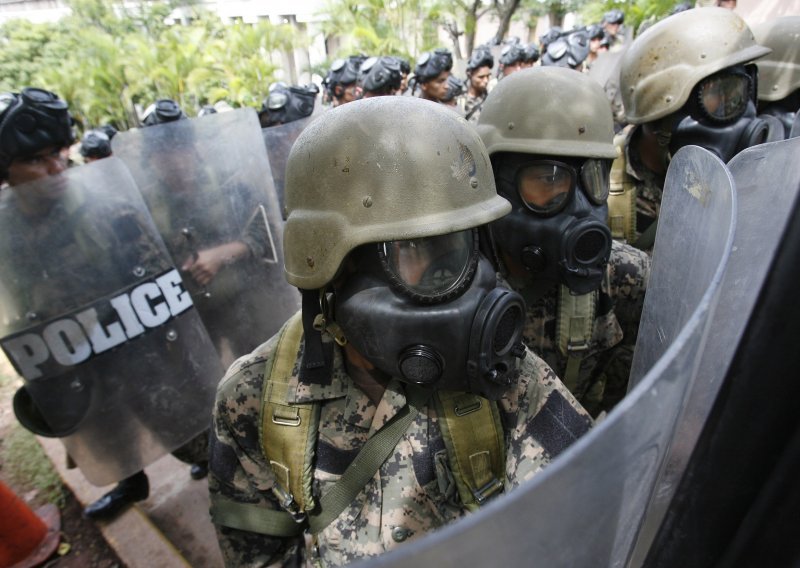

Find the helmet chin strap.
[{"left": 299, "top": 288, "right": 333, "bottom": 384}]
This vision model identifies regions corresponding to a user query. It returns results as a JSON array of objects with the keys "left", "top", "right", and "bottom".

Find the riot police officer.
[
  {"left": 477, "top": 67, "right": 649, "bottom": 417},
  {"left": 323, "top": 56, "right": 365, "bottom": 107},
  {"left": 208, "top": 96, "right": 592, "bottom": 566},
  {"left": 413, "top": 48, "right": 453, "bottom": 102},
  {"left": 464, "top": 46, "right": 493, "bottom": 122},
  {"left": 611, "top": 7, "right": 775, "bottom": 247}
]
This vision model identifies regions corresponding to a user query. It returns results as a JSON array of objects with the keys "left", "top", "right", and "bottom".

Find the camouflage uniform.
[
  {"left": 209, "top": 323, "right": 592, "bottom": 566},
  {"left": 520, "top": 240, "right": 650, "bottom": 417},
  {"left": 464, "top": 92, "right": 487, "bottom": 123}
]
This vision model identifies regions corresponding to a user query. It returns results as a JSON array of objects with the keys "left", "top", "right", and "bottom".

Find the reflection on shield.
[
  {"left": 0, "top": 158, "right": 223, "bottom": 485},
  {"left": 114, "top": 109, "right": 300, "bottom": 367},
  {"left": 368, "top": 146, "right": 737, "bottom": 566},
  {"left": 262, "top": 115, "right": 317, "bottom": 219}
]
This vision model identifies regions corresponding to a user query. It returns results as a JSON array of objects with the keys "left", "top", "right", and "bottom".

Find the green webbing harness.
[
  {"left": 556, "top": 285, "right": 597, "bottom": 394},
  {"left": 608, "top": 129, "right": 638, "bottom": 245},
  {"left": 211, "top": 312, "right": 505, "bottom": 537}
]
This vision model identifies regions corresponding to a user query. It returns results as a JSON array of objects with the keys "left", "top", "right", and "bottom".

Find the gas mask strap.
[
  {"left": 556, "top": 285, "right": 597, "bottom": 393},
  {"left": 299, "top": 288, "right": 332, "bottom": 385}
]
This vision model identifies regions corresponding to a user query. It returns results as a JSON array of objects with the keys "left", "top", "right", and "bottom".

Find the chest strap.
[
  {"left": 556, "top": 285, "right": 597, "bottom": 395},
  {"left": 608, "top": 130, "right": 638, "bottom": 244},
  {"left": 434, "top": 391, "right": 505, "bottom": 511}
]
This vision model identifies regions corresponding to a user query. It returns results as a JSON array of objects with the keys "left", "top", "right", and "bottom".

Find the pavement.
[{"left": 38, "top": 436, "right": 224, "bottom": 568}]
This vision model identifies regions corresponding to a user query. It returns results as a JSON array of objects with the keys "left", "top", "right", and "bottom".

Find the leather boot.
[{"left": 83, "top": 470, "right": 149, "bottom": 520}]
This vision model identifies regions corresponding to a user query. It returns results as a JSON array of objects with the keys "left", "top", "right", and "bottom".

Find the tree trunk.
[{"left": 493, "top": 0, "right": 521, "bottom": 44}]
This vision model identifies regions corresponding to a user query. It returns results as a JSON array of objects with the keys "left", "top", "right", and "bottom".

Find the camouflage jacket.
[
  {"left": 464, "top": 92, "right": 487, "bottom": 123},
  {"left": 520, "top": 240, "right": 650, "bottom": 416},
  {"left": 209, "top": 326, "right": 592, "bottom": 567}
]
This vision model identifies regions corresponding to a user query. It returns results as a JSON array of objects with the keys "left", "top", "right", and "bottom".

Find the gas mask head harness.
[
  {"left": 359, "top": 56, "right": 403, "bottom": 95},
  {"left": 491, "top": 153, "right": 612, "bottom": 294},
  {"left": 141, "top": 99, "right": 187, "bottom": 126},
  {"left": 79, "top": 129, "right": 112, "bottom": 159},
  {"left": 467, "top": 47, "right": 494, "bottom": 73},
  {"left": 334, "top": 229, "right": 526, "bottom": 399},
  {"left": 0, "top": 88, "right": 74, "bottom": 179},
  {"left": 325, "top": 56, "right": 365, "bottom": 99},
  {"left": 260, "top": 83, "right": 319, "bottom": 127},
  {"left": 415, "top": 48, "right": 453, "bottom": 83}
]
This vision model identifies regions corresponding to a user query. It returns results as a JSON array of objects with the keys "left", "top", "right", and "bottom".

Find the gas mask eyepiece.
[{"left": 335, "top": 229, "right": 526, "bottom": 399}]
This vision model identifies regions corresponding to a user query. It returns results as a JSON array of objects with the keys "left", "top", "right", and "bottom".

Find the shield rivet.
[
  {"left": 133, "top": 266, "right": 146, "bottom": 277},
  {"left": 166, "top": 329, "right": 178, "bottom": 342},
  {"left": 26, "top": 311, "right": 38, "bottom": 321}
]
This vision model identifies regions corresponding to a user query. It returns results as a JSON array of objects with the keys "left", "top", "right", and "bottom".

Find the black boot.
[
  {"left": 190, "top": 461, "right": 208, "bottom": 480},
  {"left": 83, "top": 470, "right": 149, "bottom": 520}
]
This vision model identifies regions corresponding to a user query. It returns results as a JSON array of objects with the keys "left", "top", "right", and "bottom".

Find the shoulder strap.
[
  {"left": 608, "top": 129, "right": 638, "bottom": 244},
  {"left": 434, "top": 391, "right": 505, "bottom": 511},
  {"left": 556, "top": 285, "right": 598, "bottom": 394},
  {"left": 260, "top": 311, "right": 320, "bottom": 518}
]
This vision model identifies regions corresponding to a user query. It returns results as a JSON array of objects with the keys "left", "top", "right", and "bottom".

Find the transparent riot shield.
[
  {"left": 262, "top": 115, "right": 316, "bottom": 218},
  {"left": 627, "top": 136, "right": 800, "bottom": 564},
  {"left": 587, "top": 48, "right": 627, "bottom": 125},
  {"left": 0, "top": 157, "right": 224, "bottom": 486},
  {"left": 113, "top": 108, "right": 300, "bottom": 367},
  {"left": 363, "top": 146, "right": 736, "bottom": 568}
]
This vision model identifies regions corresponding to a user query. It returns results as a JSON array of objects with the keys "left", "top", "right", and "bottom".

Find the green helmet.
[
  {"left": 476, "top": 66, "right": 616, "bottom": 159},
  {"left": 620, "top": 7, "right": 770, "bottom": 124},
  {"left": 283, "top": 96, "right": 508, "bottom": 290},
  {"left": 752, "top": 16, "right": 800, "bottom": 102}
]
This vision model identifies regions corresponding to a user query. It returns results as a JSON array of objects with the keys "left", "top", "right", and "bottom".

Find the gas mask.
[
  {"left": 668, "top": 65, "right": 783, "bottom": 162},
  {"left": 758, "top": 89, "right": 800, "bottom": 139},
  {"left": 334, "top": 229, "right": 526, "bottom": 400},
  {"left": 491, "top": 154, "right": 612, "bottom": 295}
]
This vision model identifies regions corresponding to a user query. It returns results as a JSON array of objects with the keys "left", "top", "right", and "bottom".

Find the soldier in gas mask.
[
  {"left": 208, "top": 97, "right": 592, "bottom": 566},
  {"left": 752, "top": 16, "right": 800, "bottom": 139},
  {"left": 477, "top": 67, "right": 649, "bottom": 417},
  {"left": 610, "top": 7, "right": 775, "bottom": 248}
]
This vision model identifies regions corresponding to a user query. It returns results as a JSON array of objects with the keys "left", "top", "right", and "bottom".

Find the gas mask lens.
[
  {"left": 697, "top": 71, "right": 751, "bottom": 123},
  {"left": 379, "top": 229, "right": 477, "bottom": 302},
  {"left": 517, "top": 159, "right": 609, "bottom": 214}
]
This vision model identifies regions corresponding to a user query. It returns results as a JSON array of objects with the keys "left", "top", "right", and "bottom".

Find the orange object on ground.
[{"left": 0, "top": 479, "right": 60, "bottom": 568}]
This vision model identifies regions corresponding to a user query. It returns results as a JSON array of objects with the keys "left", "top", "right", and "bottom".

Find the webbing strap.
[
  {"left": 306, "top": 385, "right": 431, "bottom": 534},
  {"left": 261, "top": 312, "right": 319, "bottom": 514},
  {"left": 633, "top": 217, "right": 658, "bottom": 251},
  {"left": 556, "top": 286, "right": 597, "bottom": 394},
  {"left": 210, "top": 495, "right": 305, "bottom": 537},
  {"left": 608, "top": 131, "right": 638, "bottom": 244},
  {"left": 434, "top": 391, "right": 505, "bottom": 511}
]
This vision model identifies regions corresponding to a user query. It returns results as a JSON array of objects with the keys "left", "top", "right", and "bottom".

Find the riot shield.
[
  {"left": 0, "top": 157, "right": 224, "bottom": 486},
  {"left": 364, "top": 146, "right": 736, "bottom": 568},
  {"left": 262, "top": 115, "right": 316, "bottom": 218},
  {"left": 587, "top": 48, "right": 627, "bottom": 125},
  {"left": 627, "top": 136, "right": 800, "bottom": 564},
  {"left": 113, "top": 108, "right": 300, "bottom": 367}
]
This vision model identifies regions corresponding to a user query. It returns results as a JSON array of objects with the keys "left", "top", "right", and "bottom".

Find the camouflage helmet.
[
  {"left": 620, "top": 7, "right": 771, "bottom": 124},
  {"left": 476, "top": 66, "right": 616, "bottom": 159},
  {"left": 283, "top": 96, "right": 508, "bottom": 289},
  {"left": 751, "top": 16, "right": 800, "bottom": 102}
]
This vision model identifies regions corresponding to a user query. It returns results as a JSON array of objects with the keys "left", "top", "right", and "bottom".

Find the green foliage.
[
  {"left": 0, "top": 0, "right": 304, "bottom": 131},
  {"left": 1, "top": 424, "right": 66, "bottom": 508},
  {"left": 579, "top": 0, "right": 681, "bottom": 33}
]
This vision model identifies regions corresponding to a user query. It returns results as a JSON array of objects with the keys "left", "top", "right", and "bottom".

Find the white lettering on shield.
[{"left": 1, "top": 268, "right": 193, "bottom": 380}]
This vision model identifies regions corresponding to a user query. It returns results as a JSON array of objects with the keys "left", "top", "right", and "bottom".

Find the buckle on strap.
[
  {"left": 271, "top": 484, "right": 308, "bottom": 524},
  {"left": 472, "top": 478, "right": 503, "bottom": 505}
]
